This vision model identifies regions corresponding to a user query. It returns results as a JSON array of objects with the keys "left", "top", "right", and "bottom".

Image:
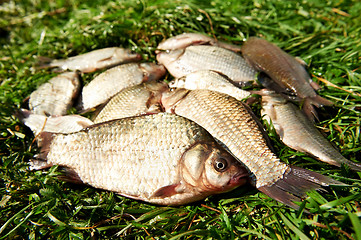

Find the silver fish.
[
  {"left": 31, "top": 113, "right": 248, "bottom": 205},
  {"left": 38, "top": 47, "right": 142, "bottom": 73},
  {"left": 157, "top": 32, "right": 242, "bottom": 52},
  {"left": 77, "top": 63, "right": 166, "bottom": 111},
  {"left": 93, "top": 81, "right": 168, "bottom": 123},
  {"left": 162, "top": 89, "right": 344, "bottom": 209},
  {"left": 29, "top": 72, "right": 80, "bottom": 116},
  {"left": 261, "top": 91, "right": 361, "bottom": 171},
  {"left": 169, "top": 70, "right": 250, "bottom": 101},
  {"left": 241, "top": 37, "right": 333, "bottom": 120},
  {"left": 157, "top": 45, "right": 257, "bottom": 87},
  {"left": 17, "top": 109, "right": 93, "bottom": 135}
]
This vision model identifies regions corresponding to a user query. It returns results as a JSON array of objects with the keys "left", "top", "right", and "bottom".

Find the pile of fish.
[{"left": 18, "top": 33, "right": 360, "bottom": 210}]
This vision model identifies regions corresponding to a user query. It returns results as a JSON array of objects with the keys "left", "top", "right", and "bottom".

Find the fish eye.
[{"left": 213, "top": 158, "right": 228, "bottom": 172}]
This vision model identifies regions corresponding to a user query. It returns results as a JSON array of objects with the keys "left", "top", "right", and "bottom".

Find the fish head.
[
  {"left": 181, "top": 143, "right": 248, "bottom": 194},
  {"left": 156, "top": 49, "right": 185, "bottom": 65},
  {"left": 139, "top": 63, "right": 166, "bottom": 82}
]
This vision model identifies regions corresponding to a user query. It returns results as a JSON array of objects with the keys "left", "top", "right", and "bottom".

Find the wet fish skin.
[
  {"left": 261, "top": 91, "right": 361, "bottom": 171},
  {"left": 38, "top": 47, "right": 142, "bottom": 73},
  {"left": 157, "top": 45, "right": 257, "bottom": 87},
  {"left": 29, "top": 72, "right": 80, "bottom": 116},
  {"left": 157, "top": 32, "right": 242, "bottom": 52},
  {"left": 93, "top": 81, "right": 168, "bottom": 123},
  {"left": 32, "top": 113, "right": 248, "bottom": 205},
  {"left": 77, "top": 63, "right": 166, "bottom": 111},
  {"left": 169, "top": 70, "right": 250, "bottom": 101},
  {"left": 241, "top": 37, "right": 333, "bottom": 120},
  {"left": 162, "top": 89, "right": 344, "bottom": 209}
]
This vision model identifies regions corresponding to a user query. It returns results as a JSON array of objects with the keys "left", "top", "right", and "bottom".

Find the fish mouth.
[{"left": 229, "top": 171, "right": 249, "bottom": 186}]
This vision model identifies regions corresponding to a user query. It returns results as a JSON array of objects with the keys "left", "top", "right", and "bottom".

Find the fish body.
[
  {"left": 93, "top": 81, "right": 168, "bottom": 123},
  {"left": 17, "top": 109, "right": 93, "bottom": 135},
  {"left": 157, "top": 32, "right": 242, "bottom": 52},
  {"left": 169, "top": 70, "right": 250, "bottom": 101},
  {"left": 77, "top": 63, "right": 166, "bottom": 111},
  {"left": 162, "top": 89, "right": 343, "bottom": 209},
  {"left": 241, "top": 37, "right": 333, "bottom": 119},
  {"left": 157, "top": 45, "right": 257, "bottom": 86},
  {"left": 38, "top": 47, "right": 142, "bottom": 73},
  {"left": 261, "top": 92, "right": 361, "bottom": 171},
  {"left": 32, "top": 113, "right": 248, "bottom": 205},
  {"left": 29, "top": 72, "right": 80, "bottom": 116}
]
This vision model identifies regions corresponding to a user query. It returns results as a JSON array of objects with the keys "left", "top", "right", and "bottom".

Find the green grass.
[{"left": 1, "top": 0, "right": 361, "bottom": 239}]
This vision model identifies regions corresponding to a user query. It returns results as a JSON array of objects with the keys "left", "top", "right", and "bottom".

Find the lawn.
[{"left": 1, "top": 0, "right": 361, "bottom": 239}]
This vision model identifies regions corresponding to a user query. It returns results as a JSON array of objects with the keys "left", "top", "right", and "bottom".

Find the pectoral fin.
[{"left": 151, "top": 184, "right": 183, "bottom": 198}]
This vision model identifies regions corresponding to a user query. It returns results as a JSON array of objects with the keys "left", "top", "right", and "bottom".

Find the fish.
[
  {"left": 77, "top": 63, "right": 166, "bottom": 112},
  {"left": 169, "top": 70, "right": 250, "bottom": 101},
  {"left": 241, "top": 37, "right": 333, "bottom": 120},
  {"left": 162, "top": 89, "right": 344, "bottom": 209},
  {"left": 37, "top": 47, "right": 142, "bottom": 73},
  {"left": 30, "top": 113, "right": 249, "bottom": 205},
  {"left": 17, "top": 109, "right": 93, "bottom": 135},
  {"left": 93, "top": 81, "right": 168, "bottom": 123},
  {"left": 157, "top": 32, "right": 242, "bottom": 52},
  {"left": 261, "top": 91, "right": 361, "bottom": 171},
  {"left": 156, "top": 45, "right": 257, "bottom": 87},
  {"left": 28, "top": 72, "right": 81, "bottom": 116}
]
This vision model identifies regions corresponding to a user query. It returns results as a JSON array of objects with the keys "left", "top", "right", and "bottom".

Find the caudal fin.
[
  {"left": 303, "top": 95, "right": 333, "bottom": 122},
  {"left": 29, "top": 131, "right": 56, "bottom": 170},
  {"left": 258, "top": 166, "right": 346, "bottom": 210}
]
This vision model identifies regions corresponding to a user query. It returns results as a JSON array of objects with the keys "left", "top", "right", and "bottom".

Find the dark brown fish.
[{"left": 241, "top": 37, "right": 333, "bottom": 120}]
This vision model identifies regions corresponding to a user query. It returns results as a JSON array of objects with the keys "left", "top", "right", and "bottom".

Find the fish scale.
[{"left": 46, "top": 114, "right": 193, "bottom": 196}]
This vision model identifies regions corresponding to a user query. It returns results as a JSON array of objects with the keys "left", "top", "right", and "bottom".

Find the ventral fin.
[
  {"left": 151, "top": 184, "right": 182, "bottom": 198},
  {"left": 57, "top": 167, "right": 84, "bottom": 185}
]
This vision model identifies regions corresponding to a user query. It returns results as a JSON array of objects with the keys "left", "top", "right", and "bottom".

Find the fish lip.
[{"left": 229, "top": 171, "right": 249, "bottom": 186}]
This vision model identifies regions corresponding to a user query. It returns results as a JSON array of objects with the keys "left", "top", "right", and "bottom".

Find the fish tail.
[
  {"left": 16, "top": 108, "right": 47, "bottom": 135},
  {"left": 310, "top": 95, "right": 334, "bottom": 108},
  {"left": 29, "top": 131, "right": 56, "bottom": 170},
  {"left": 36, "top": 56, "right": 64, "bottom": 72},
  {"left": 340, "top": 160, "right": 361, "bottom": 172},
  {"left": 303, "top": 96, "right": 333, "bottom": 122},
  {"left": 258, "top": 166, "right": 346, "bottom": 210},
  {"left": 36, "top": 56, "right": 54, "bottom": 69}
]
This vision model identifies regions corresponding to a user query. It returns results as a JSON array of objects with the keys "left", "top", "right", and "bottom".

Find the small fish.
[
  {"left": 157, "top": 45, "right": 257, "bottom": 87},
  {"left": 29, "top": 72, "right": 80, "bottom": 116},
  {"left": 157, "top": 32, "right": 242, "bottom": 52},
  {"left": 38, "top": 47, "right": 142, "bottom": 73},
  {"left": 162, "top": 89, "right": 344, "bottom": 209},
  {"left": 261, "top": 91, "right": 361, "bottom": 171},
  {"left": 93, "top": 81, "right": 168, "bottom": 123},
  {"left": 169, "top": 70, "right": 250, "bottom": 101},
  {"left": 241, "top": 37, "right": 333, "bottom": 120},
  {"left": 17, "top": 109, "right": 93, "bottom": 135},
  {"left": 77, "top": 63, "right": 166, "bottom": 111},
  {"left": 31, "top": 113, "right": 248, "bottom": 205}
]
